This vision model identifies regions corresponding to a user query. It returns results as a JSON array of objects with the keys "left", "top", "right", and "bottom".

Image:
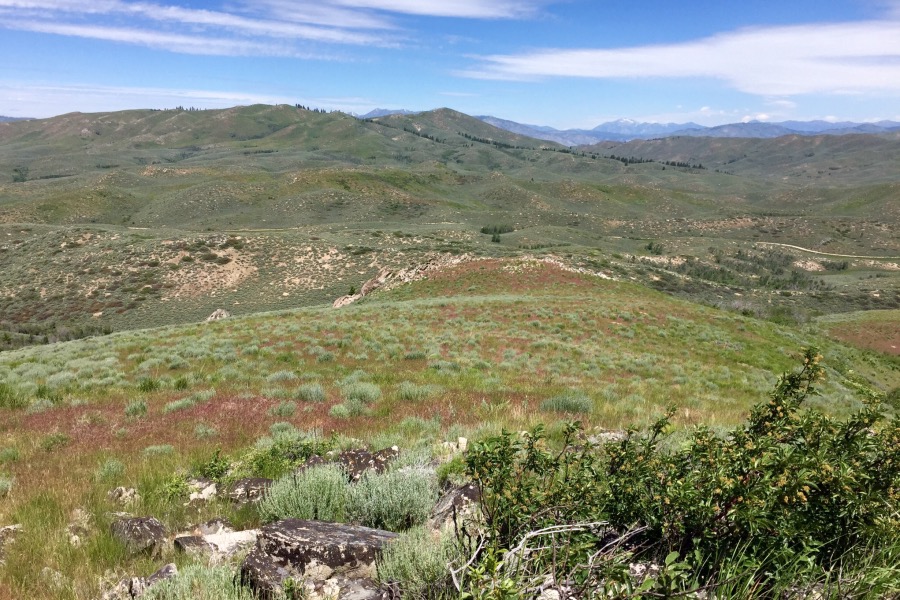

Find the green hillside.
[{"left": 1, "top": 105, "right": 898, "bottom": 352}]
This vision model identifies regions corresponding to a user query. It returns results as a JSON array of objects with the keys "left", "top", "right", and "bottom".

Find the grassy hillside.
[
  {"left": 1, "top": 105, "right": 899, "bottom": 350},
  {"left": 0, "top": 259, "right": 897, "bottom": 598}
]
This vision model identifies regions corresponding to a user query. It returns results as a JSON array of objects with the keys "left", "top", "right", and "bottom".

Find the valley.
[{"left": 0, "top": 105, "right": 898, "bottom": 599}]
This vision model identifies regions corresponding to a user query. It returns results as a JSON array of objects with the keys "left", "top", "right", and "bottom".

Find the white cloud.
[
  {"left": 0, "top": 0, "right": 548, "bottom": 57},
  {"left": 460, "top": 20, "right": 900, "bottom": 97},
  {"left": 326, "top": 0, "right": 543, "bottom": 18}
]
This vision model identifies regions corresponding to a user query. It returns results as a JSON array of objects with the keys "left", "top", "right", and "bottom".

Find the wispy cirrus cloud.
[
  {"left": 459, "top": 19, "right": 900, "bottom": 97},
  {"left": 0, "top": 0, "right": 550, "bottom": 57}
]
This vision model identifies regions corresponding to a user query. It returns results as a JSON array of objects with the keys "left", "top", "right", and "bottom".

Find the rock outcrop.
[
  {"left": 428, "top": 484, "right": 481, "bottom": 532},
  {"left": 333, "top": 254, "right": 478, "bottom": 308},
  {"left": 0, "top": 524, "right": 21, "bottom": 564},
  {"left": 101, "top": 563, "right": 177, "bottom": 600},
  {"left": 110, "top": 516, "right": 167, "bottom": 557},
  {"left": 240, "top": 519, "right": 397, "bottom": 597},
  {"left": 205, "top": 308, "right": 231, "bottom": 322},
  {"left": 338, "top": 447, "right": 399, "bottom": 482},
  {"left": 225, "top": 477, "right": 273, "bottom": 504}
]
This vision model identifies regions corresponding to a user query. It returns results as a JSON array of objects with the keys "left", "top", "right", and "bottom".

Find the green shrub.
[
  {"left": 194, "top": 423, "right": 217, "bottom": 439},
  {"left": 296, "top": 383, "right": 326, "bottom": 402},
  {"left": 269, "top": 400, "right": 297, "bottom": 418},
  {"left": 258, "top": 464, "right": 348, "bottom": 523},
  {"left": 95, "top": 458, "right": 125, "bottom": 482},
  {"left": 377, "top": 527, "right": 461, "bottom": 599},
  {"left": 163, "top": 398, "right": 194, "bottom": 413},
  {"left": 347, "top": 466, "right": 439, "bottom": 532},
  {"left": 40, "top": 432, "right": 71, "bottom": 452},
  {"left": 266, "top": 370, "right": 298, "bottom": 383},
  {"left": 0, "top": 383, "right": 26, "bottom": 409},
  {"left": 397, "top": 381, "right": 440, "bottom": 402},
  {"left": 125, "top": 399, "right": 148, "bottom": 418},
  {"left": 0, "top": 447, "right": 19, "bottom": 463},
  {"left": 141, "top": 564, "right": 256, "bottom": 599},
  {"left": 342, "top": 382, "right": 381, "bottom": 404},
  {"left": 465, "top": 348, "right": 900, "bottom": 596},
  {"left": 194, "top": 449, "right": 230, "bottom": 482},
  {"left": 539, "top": 391, "right": 593, "bottom": 414},
  {"left": 0, "top": 476, "right": 12, "bottom": 498},
  {"left": 138, "top": 377, "right": 160, "bottom": 393},
  {"left": 329, "top": 404, "right": 351, "bottom": 419},
  {"left": 142, "top": 445, "right": 175, "bottom": 457},
  {"left": 237, "top": 429, "right": 335, "bottom": 480}
]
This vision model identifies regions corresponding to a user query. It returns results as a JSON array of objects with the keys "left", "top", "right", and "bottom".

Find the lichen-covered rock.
[
  {"left": 240, "top": 519, "right": 398, "bottom": 597},
  {"left": 428, "top": 483, "right": 481, "bottom": 532},
  {"left": 101, "top": 563, "right": 177, "bottom": 599},
  {"left": 0, "top": 524, "right": 22, "bottom": 564},
  {"left": 110, "top": 516, "right": 167, "bottom": 556},
  {"left": 338, "top": 447, "right": 399, "bottom": 482},
  {"left": 175, "top": 529, "right": 258, "bottom": 564},
  {"left": 185, "top": 478, "right": 217, "bottom": 506},
  {"left": 225, "top": 477, "right": 273, "bottom": 504},
  {"left": 108, "top": 487, "right": 141, "bottom": 507},
  {"left": 294, "top": 454, "right": 326, "bottom": 474}
]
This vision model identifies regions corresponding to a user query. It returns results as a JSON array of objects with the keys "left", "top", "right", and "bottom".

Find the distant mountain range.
[
  {"left": 476, "top": 116, "right": 900, "bottom": 145},
  {"left": 351, "top": 108, "right": 900, "bottom": 144},
  {"left": 0, "top": 116, "right": 32, "bottom": 122}
]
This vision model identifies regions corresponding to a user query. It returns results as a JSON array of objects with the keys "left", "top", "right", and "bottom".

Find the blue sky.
[{"left": 1, "top": 0, "right": 899, "bottom": 128}]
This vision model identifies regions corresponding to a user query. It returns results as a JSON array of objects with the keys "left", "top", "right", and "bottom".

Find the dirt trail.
[{"left": 755, "top": 242, "right": 900, "bottom": 260}]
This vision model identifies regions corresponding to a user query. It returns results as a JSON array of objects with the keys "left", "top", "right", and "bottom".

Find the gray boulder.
[
  {"left": 240, "top": 519, "right": 398, "bottom": 597},
  {"left": 428, "top": 483, "right": 481, "bottom": 532},
  {"left": 225, "top": 477, "right": 273, "bottom": 504},
  {"left": 101, "top": 563, "right": 177, "bottom": 599},
  {"left": 110, "top": 516, "right": 167, "bottom": 556},
  {"left": 338, "top": 447, "right": 399, "bottom": 482}
]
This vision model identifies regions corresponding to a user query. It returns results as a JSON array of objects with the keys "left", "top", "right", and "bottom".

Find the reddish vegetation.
[{"left": 825, "top": 319, "right": 900, "bottom": 356}]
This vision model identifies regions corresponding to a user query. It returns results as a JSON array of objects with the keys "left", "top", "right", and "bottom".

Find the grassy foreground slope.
[{"left": 0, "top": 259, "right": 897, "bottom": 598}]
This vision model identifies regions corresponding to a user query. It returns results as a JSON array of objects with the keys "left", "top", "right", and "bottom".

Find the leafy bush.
[
  {"left": 258, "top": 464, "right": 348, "bottom": 523},
  {"left": 237, "top": 429, "right": 336, "bottom": 480},
  {"left": 465, "top": 348, "right": 900, "bottom": 596},
  {"left": 347, "top": 466, "right": 439, "bottom": 532},
  {"left": 539, "top": 391, "right": 593, "bottom": 414},
  {"left": 377, "top": 527, "right": 461, "bottom": 599}
]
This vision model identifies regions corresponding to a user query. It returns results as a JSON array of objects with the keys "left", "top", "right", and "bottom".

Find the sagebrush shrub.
[
  {"left": 141, "top": 564, "right": 256, "bottom": 599},
  {"left": 296, "top": 382, "right": 326, "bottom": 402},
  {"left": 540, "top": 391, "right": 593, "bottom": 414},
  {"left": 377, "top": 527, "right": 461, "bottom": 599},
  {"left": 258, "top": 464, "right": 348, "bottom": 523},
  {"left": 346, "top": 466, "right": 439, "bottom": 532}
]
